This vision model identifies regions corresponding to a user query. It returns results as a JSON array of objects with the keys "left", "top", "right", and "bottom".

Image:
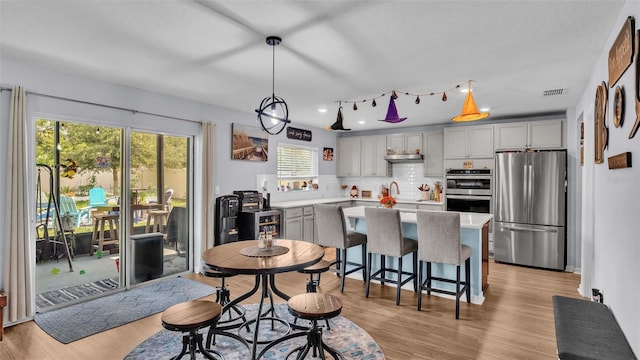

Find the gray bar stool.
[
  {"left": 416, "top": 210, "right": 470, "bottom": 319},
  {"left": 314, "top": 204, "right": 367, "bottom": 293},
  {"left": 363, "top": 207, "right": 418, "bottom": 305}
]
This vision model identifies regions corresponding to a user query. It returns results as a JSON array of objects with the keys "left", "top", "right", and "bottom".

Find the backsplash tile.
[
  {"left": 341, "top": 163, "right": 443, "bottom": 201},
  {"left": 257, "top": 163, "right": 443, "bottom": 203}
]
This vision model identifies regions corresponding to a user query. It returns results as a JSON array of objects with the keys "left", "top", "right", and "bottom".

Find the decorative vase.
[
  {"left": 421, "top": 191, "right": 430, "bottom": 201},
  {"left": 382, "top": 203, "right": 394, "bottom": 209}
]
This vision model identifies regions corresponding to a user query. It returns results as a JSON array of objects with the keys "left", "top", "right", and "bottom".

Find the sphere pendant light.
[{"left": 255, "top": 36, "right": 291, "bottom": 135}]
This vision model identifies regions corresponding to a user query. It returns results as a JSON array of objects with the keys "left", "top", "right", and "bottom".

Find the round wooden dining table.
[{"left": 201, "top": 239, "right": 325, "bottom": 359}]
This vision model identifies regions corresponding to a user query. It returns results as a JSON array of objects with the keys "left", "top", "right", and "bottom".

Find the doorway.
[{"left": 34, "top": 120, "right": 192, "bottom": 311}]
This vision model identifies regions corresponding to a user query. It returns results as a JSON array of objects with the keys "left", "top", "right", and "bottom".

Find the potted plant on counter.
[{"left": 380, "top": 195, "right": 397, "bottom": 208}]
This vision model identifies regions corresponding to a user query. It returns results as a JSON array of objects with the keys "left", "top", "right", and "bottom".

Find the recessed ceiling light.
[
  {"left": 358, "top": 120, "right": 366, "bottom": 125},
  {"left": 479, "top": 107, "right": 490, "bottom": 112},
  {"left": 317, "top": 108, "right": 328, "bottom": 113},
  {"left": 460, "top": 88, "right": 469, "bottom": 93}
]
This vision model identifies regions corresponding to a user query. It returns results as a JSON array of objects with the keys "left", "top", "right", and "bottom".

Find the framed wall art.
[
  {"left": 323, "top": 147, "right": 334, "bottom": 161},
  {"left": 231, "top": 123, "right": 268, "bottom": 161}
]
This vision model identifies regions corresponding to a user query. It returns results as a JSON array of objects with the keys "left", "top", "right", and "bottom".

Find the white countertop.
[
  {"left": 270, "top": 197, "right": 444, "bottom": 209},
  {"left": 342, "top": 205, "right": 493, "bottom": 230}
]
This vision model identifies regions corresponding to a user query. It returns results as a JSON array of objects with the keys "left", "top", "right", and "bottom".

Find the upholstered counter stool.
[
  {"left": 364, "top": 207, "right": 418, "bottom": 306},
  {"left": 146, "top": 209, "right": 169, "bottom": 233},
  {"left": 256, "top": 292, "right": 344, "bottom": 360},
  {"left": 90, "top": 213, "right": 119, "bottom": 256},
  {"left": 314, "top": 204, "right": 367, "bottom": 293},
  {"left": 161, "top": 300, "right": 225, "bottom": 360},
  {"left": 416, "top": 211, "right": 470, "bottom": 319}
]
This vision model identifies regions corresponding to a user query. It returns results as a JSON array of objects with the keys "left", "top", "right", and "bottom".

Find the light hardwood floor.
[{"left": 0, "top": 259, "right": 580, "bottom": 360}]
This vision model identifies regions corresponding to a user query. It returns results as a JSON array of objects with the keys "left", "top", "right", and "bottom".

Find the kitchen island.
[
  {"left": 271, "top": 197, "right": 445, "bottom": 244},
  {"left": 341, "top": 206, "right": 491, "bottom": 305}
]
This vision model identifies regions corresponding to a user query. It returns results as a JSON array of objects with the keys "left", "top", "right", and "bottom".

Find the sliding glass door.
[
  {"left": 35, "top": 120, "right": 123, "bottom": 311},
  {"left": 129, "top": 131, "right": 190, "bottom": 284},
  {"left": 34, "top": 120, "right": 193, "bottom": 311}
]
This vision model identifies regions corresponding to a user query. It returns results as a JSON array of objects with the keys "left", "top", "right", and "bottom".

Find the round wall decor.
[{"left": 613, "top": 86, "right": 624, "bottom": 128}]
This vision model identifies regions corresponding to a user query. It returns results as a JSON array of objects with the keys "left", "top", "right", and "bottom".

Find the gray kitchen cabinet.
[
  {"left": 336, "top": 137, "right": 361, "bottom": 177},
  {"left": 284, "top": 207, "right": 303, "bottom": 240},
  {"left": 283, "top": 206, "right": 314, "bottom": 242},
  {"left": 386, "top": 133, "right": 423, "bottom": 154},
  {"left": 423, "top": 131, "right": 444, "bottom": 177},
  {"left": 494, "top": 119, "right": 563, "bottom": 150},
  {"left": 444, "top": 125, "right": 494, "bottom": 159},
  {"left": 361, "top": 135, "right": 389, "bottom": 177},
  {"left": 302, "top": 206, "right": 314, "bottom": 243}
]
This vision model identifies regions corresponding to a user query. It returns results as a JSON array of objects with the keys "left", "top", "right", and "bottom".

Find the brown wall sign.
[
  {"left": 286, "top": 126, "right": 312, "bottom": 141},
  {"left": 594, "top": 81, "right": 608, "bottom": 164},
  {"left": 608, "top": 152, "right": 632, "bottom": 169},
  {"left": 608, "top": 17, "right": 634, "bottom": 88},
  {"left": 630, "top": 30, "right": 640, "bottom": 139}
]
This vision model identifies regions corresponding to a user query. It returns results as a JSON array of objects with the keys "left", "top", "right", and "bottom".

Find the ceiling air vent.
[{"left": 543, "top": 88, "right": 565, "bottom": 96}]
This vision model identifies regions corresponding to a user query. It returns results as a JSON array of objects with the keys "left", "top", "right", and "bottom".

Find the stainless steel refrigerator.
[{"left": 494, "top": 150, "right": 567, "bottom": 270}]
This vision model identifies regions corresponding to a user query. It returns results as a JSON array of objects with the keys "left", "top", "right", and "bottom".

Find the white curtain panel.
[
  {"left": 202, "top": 122, "right": 215, "bottom": 251},
  {"left": 3, "top": 85, "right": 32, "bottom": 323}
]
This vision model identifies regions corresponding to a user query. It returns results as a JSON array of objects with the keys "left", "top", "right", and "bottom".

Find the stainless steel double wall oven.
[{"left": 445, "top": 169, "right": 492, "bottom": 215}]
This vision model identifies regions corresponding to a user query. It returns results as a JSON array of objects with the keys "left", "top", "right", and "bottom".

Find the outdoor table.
[{"left": 95, "top": 203, "right": 163, "bottom": 234}]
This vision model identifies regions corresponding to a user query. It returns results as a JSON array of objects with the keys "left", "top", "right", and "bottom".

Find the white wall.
[{"left": 572, "top": 1, "right": 639, "bottom": 354}]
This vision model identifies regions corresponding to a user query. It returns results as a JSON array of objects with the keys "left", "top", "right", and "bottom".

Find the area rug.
[
  {"left": 125, "top": 303, "right": 385, "bottom": 359},
  {"left": 36, "top": 277, "right": 120, "bottom": 310},
  {"left": 34, "top": 277, "right": 215, "bottom": 344}
]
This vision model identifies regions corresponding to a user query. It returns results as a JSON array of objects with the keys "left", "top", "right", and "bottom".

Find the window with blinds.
[{"left": 277, "top": 144, "right": 319, "bottom": 191}]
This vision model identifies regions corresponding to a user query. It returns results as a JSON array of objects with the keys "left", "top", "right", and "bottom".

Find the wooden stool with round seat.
[
  {"left": 91, "top": 213, "right": 119, "bottom": 256},
  {"left": 162, "top": 300, "right": 251, "bottom": 360},
  {"left": 147, "top": 209, "right": 169, "bottom": 233},
  {"left": 256, "top": 292, "right": 344, "bottom": 360},
  {"left": 298, "top": 259, "right": 332, "bottom": 293},
  {"left": 296, "top": 259, "right": 333, "bottom": 329},
  {"left": 161, "top": 300, "right": 224, "bottom": 360},
  {"left": 200, "top": 265, "right": 247, "bottom": 328}
]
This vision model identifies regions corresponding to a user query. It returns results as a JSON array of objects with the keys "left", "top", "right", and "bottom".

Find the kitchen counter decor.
[
  {"left": 380, "top": 195, "right": 397, "bottom": 208},
  {"left": 418, "top": 184, "right": 430, "bottom": 200}
]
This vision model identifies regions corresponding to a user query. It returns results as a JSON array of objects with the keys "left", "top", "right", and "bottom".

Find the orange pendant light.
[{"left": 452, "top": 81, "right": 490, "bottom": 122}]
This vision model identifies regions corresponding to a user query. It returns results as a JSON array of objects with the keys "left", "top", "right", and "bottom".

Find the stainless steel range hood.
[{"left": 384, "top": 154, "right": 424, "bottom": 163}]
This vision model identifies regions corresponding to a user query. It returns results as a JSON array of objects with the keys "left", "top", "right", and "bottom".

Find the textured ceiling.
[{"left": 0, "top": 1, "right": 625, "bottom": 131}]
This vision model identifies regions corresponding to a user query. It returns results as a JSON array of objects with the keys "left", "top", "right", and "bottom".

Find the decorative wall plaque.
[
  {"left": 630, "top": 30, "right": 640, "bottom": 139},
  {"left": 286, "top": 127, "right": 312, "bottom": 141},
  {"left": 608, "top": 17, "right": 634, "bottom": 87},
  {"left": 594, "top": 81, "right": 608, "bottom": 164},
  {"left": 613, "top": 86, "right": 624, "bottom": 128},
  {"left": 608, "top": 152, "right": 632, "bottom": 169}
]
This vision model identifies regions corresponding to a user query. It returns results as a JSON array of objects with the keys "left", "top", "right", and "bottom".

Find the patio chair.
[
  {"left": 37, "top": 194, "right": 88, "bottom": 228},
  {"left": 59, "top": 195, "right": 89, "bottom": 228},
  {"left": 165, "top": 206, "right": 187, "bottom": 254},
  {"left": 88, "top": 187, "right": 108, "bottom": 207}
]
